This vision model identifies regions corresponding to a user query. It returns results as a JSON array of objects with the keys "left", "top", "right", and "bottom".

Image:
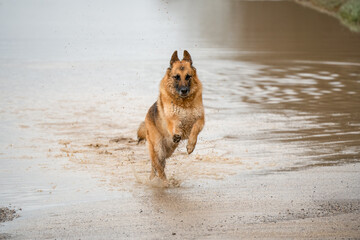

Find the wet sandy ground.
[
  {"left": 1, "top": 0, "right": 360, "bottom": 239},
  {"left": 1, "top": 164, "right": 360, "bottom": 239}
]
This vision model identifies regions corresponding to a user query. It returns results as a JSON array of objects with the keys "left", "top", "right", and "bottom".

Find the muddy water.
[{"left": 0, "top": 1, "right": 360, "bottom": 210}]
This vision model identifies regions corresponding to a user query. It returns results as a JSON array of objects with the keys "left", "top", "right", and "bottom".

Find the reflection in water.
[
  {"left": 205, "top": 59, "right": 360, "bottom": 170},
  {"left": 169, "top": 0, "right": 360, "bottom": 61},
  {"left": 166, "top": 0, "right": 360, "bottom": 170},
  {"left": 0, "top": 0, "right": 360, "bottom": 209}
]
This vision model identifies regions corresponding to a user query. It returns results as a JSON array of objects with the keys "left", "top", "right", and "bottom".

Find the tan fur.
[
  {"left": 137, "top": 50, "right": 205, "bottom": 182},
  {"left": 137, "top": 121, "right": 146, "bottom": 143}
]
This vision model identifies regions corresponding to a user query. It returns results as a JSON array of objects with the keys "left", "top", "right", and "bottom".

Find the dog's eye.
[
  {"left": 185, "top": 74, "right": 191, "bottom": 81},
  {"left": 173, "top": 75, "right": 180, "bottom": 81}
]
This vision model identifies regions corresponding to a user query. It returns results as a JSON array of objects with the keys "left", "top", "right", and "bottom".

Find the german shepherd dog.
[{"left": 137, "top": 50, "right": 204, "bottom": 182}]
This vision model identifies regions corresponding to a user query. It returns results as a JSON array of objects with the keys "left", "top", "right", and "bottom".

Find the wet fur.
[{"left": 137, "top": 50, "right": 205, "bottom": 182}]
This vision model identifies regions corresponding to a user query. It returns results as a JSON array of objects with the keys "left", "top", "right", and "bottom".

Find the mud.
[{"left": 0, "top": 208, "right": 19, "bottom": 223}]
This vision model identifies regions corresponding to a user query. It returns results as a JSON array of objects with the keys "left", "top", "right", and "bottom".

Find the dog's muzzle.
[{"left": 179, "top": 87, "right": 189, "bottom": 97}]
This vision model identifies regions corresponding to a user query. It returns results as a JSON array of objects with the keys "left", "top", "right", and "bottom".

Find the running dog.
[{"left": 137, "top": 50, "right": 204, "bottom": 182}]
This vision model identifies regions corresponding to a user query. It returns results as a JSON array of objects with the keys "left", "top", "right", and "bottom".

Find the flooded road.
[{"left": 0, "top": 0, "right": 360, "bottom": 238}]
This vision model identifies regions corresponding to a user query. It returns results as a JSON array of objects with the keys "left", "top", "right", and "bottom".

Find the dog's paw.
[
  {"left": 186, "top": 143, "right": 195, "bottom": 154},
  {"left": 173, "top": 134, "right": 181, "bottom": 143}
]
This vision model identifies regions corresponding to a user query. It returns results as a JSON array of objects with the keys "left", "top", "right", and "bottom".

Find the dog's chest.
[{"left": 164, "top": 103, "right": 202, "bottom": 130}]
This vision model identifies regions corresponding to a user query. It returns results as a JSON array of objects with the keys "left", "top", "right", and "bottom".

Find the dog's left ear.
[{"left": 183, "top": 50, "right": 193, "bottom": 65}]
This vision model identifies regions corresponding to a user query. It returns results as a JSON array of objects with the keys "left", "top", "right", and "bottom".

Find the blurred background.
[{"left": 0, "top": 0, "right": 360, "bottom": 210}]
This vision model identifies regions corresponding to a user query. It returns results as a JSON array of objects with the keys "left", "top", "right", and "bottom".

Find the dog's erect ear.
[
  {"left": 182, "top": 50, "right": 192, "bottom": 65},
  {"left": 170, "top": 50, "right": 179, "bottom": 66}
]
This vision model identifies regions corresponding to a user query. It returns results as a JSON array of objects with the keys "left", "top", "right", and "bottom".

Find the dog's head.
[{"left": 166, "top": 50, "right": 200, "bottom": 99}]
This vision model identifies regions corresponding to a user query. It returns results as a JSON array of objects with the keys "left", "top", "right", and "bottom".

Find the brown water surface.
[{"left": 0, "top": 0, "right": 359, "bottom": 210}]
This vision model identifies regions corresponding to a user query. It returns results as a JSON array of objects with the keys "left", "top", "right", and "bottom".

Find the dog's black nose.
[{"left": 180, "top": 88, "right": 189, "bottom": 95}]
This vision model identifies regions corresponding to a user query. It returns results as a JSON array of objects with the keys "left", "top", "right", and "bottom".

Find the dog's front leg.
[
  {"left": 187, "top": 116, "right": 205, "bottom": 154},
  {"left": 166, "top": 117, "right": 182, "bottom": 143}
]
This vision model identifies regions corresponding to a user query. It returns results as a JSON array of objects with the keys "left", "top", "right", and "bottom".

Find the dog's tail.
[{"left": 137, "top": 121, "right": 146, "bottom": 144}]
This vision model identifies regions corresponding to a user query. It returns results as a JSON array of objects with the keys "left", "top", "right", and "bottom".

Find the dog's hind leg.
[
  {"left": 147, "top": 139, "right": 167, "bottom": 181},
  {"left": 150, "top": 166, "right": 156, "bottom": 180}
]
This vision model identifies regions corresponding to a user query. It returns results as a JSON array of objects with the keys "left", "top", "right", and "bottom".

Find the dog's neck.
[{"left": 160, "top": 89, "right": 201, "bottom": 109}]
